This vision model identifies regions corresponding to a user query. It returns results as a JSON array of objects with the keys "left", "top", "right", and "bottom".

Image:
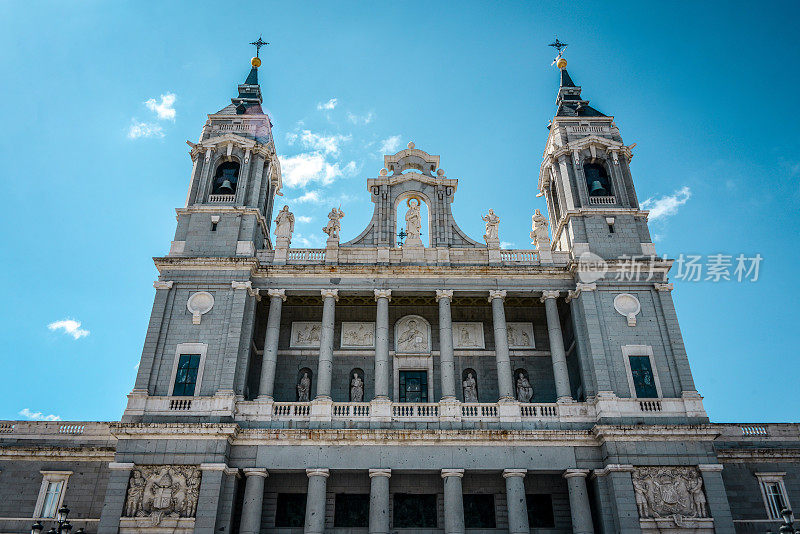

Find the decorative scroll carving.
[
  {"left": 506, "top": 323, "right": 534, "bottom": 349},
  {"left": 452, "top": 323, "right": 484, "bottom": 349},
  {"left": 632, "top": 466, "right": 708, "bottom": 523},
  {"left": 290, "top": 322, "right": 322, "bottom": 348},
  {"left": 395, "top": 315, "right": 430, "bottom": 353},
  {"left": 341, "top": 322, "right": 375, "bottom": 348},
  {"left": 123, "top": 465, "right": 201, "bottom": 525}
]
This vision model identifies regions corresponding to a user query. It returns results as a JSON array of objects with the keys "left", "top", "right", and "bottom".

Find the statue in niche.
[
  {"left": 462, "top": 372, "right": 478, "bottom": 403},
  {"left": 297, "top": 372, "right": 311, "bottom": 401},
  {"left": 274, "top": 205, "right": 295, "bottom": 245},
  {"left": 482, "top": 209, "right": 500, "bottom": 242},
  {"left": 530, "top": 209, "right": 551, "bottom": 249},
  {"left": 397, "top": 318, "right": 428, "bottom": 352},
  {"left": 350, "top": 372, "right": 364, "bottom": 402},
  {"left": 403, "top": 197, "right": 423, "bottom": 246},
  {"left": 515, "top": 372, "right": 533, "bottom": 402},
  {"left": 632, "top": 466, "right": 709, "bottom": 522},
  {"left": 322, "top": 207, "right": 345, "bottom": 239},
  {"left": 124, "top": 470, "right": 146, "bottom": 518}
]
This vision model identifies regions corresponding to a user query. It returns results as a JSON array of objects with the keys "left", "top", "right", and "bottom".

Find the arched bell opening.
[
  {"left": 212, "top": 160, "right": 241, "bottom": 195},
  {"left": 395, "top": 191, "right": 431, "bottom": 248},
  {"left": 584, "top": 162, "right": 612, "bottom": 198}
]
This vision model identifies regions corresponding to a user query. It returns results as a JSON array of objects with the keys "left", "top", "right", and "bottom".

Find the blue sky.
[{"left": 1, "top": 1, "right": 798, "bottom": 423}]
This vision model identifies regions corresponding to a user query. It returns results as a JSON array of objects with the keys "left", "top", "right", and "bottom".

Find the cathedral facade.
[{"left": 1, "top": 55, "right": 798, "bottom": 534}]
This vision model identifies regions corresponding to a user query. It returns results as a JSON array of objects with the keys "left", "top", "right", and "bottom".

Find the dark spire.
[
  {"left": 555, "top": 67, "right": 605, "bottom": 118},
  {"left": 560, "top": 68, "right": 576, "bottom": 88},
  {"left": 244, "top": 66, "right": 258, "bottom": 86}
]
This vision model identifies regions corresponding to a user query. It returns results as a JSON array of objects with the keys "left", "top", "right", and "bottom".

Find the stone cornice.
[
  {"left": 154, "top": 257, "right": 260, "bottom": 276},
  {"left": 109, "top": 422, "right": 239, "bottom": 442},
  {"left": 716, "top": 448, "right": 800, "bottom": 462},
  {"left": 0, "top": 446, "right": 115, "bottom": 461},
  {"left": 592, "top": 425, "right": 720, "bottom": 443}
]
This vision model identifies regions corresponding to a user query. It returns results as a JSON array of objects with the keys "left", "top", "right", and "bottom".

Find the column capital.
[
  {"left": 567, "top": 283, "right": 596, "bottom": 301},
  {"left": 369, "top": 468, "right": 392, "bottom": 478},
  {"left": 697, "top": 463, "right": 724, "bottom": 472},
  {"left": 306, "top": 468, "right": 330, "bottom": 478},
  {"left": 320, "top": 289, "right": 339, "bottom": 301},
  {"left": 266, "top": 289, "right": 287, "bottom": 301},
  {"left": 200, "top": 462, "right": 230, "bottom": 472},
  {"left": 153, "top": 280, "right": 174, "bottom": 290},
  {"left": 563, "top": 469, "right": 591, "bottom": 479},
  {"left": 243, "top": 468, "right": 269, "bottom": 478},
  {"left": 488, "top": 290, "right": 507, "bottom": 303},
  {"left": 436, "top": 289, "right": 454, "bottom": 302},
  {"left": 231, "top": 280, "right": 253, "bottom": 290},
  {"left": 441, "top": 469, "right": 465, "bottom": 478},
  {"left": 540, "top": 290, "right": 561, "bottom": 302},
  {"left": 654, "top": 283, "right": 674, "bottom": 292},
  {"left": 502, "top": 469, "right": 527, "bottom": 479},
  {"left": 374, "top": 289, "right": 392, "bottom": 302},
  {"left": 108, "top": 462, "right": 135, "bottom": 471},
  {"left": 592, "top": 464, "right": 634, "bottom": 478}
]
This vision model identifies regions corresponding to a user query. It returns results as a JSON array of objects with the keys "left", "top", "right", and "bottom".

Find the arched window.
[
  {"left": 462, "top": 368, "right": 478, "bottom": 403},
  {"left": 584, "top": 163, "right": 612, "bottom": 197},
  {"left": 212, "top": 161, "right": 240, "bottom": 195}
]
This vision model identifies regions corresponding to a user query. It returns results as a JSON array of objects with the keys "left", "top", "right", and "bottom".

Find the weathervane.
[
  {"left": 250, "top": 36, "right": 269, "bottom": 58},
  {"left": 548, "top": 37, "right": 569, "bottom": 69}
]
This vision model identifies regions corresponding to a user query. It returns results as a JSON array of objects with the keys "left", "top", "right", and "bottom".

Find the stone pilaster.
[
  {"left": 258, "top": 289, "right": 286, "bottom": 400},
  {"left": 564, "top": 469, "right": 594, "bottom": 534},
  {"left": 441, "top": 469, "right": 465, "bottom": 534},
  {"left": 240, "top": 469, "right": 268, "bottom": 534},
  {"left": 97, "top": 462, "right": 134, "bottom": 534},
  {"left": 132, "top": 281, "right": 174, "bottom": 393},
  {"left": 503, "top": 469, "right": 530, "bottom": 534},
  {"left": 541, "top": 290, "right": 572, "bottom": 401},
  {"left": 369, "top": 469, "right": 391, "bottom": 534},
  {"left": 305, "top": 469, "right": 330, "bottom": 534},
  {"left": 592, "top": 464, "right": 640, "bottom": 534},
  {"left": 698, "top": 464, "right": 735, "bottom": 533},
  {"left": 195, "top": 463, "right": 229, "bottom": 534}
]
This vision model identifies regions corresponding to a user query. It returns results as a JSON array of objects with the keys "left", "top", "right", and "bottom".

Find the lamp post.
[
  {"left": 766, "top": 508, "right": 800, "bottom": 534},
  {"left": 31, "top": 505, "right": 85, "bottom": 534}
]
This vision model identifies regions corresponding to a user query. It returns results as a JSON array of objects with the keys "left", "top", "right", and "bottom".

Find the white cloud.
[
  {"left": 317, "top": 98, "right": 338, "bottom": 111},
  {"left": 500, "top": 242, "right": 516, "bottom": 249},
  {"left": 291, "top": 190, "right": 323, "bottom": 204},
  {"left": 296, "top": 216, "right": 313, "bottom": 224},
  {"left": 641, "top": 186, "right": 691, "bottom": 221},
  {"left": 127, "top": 120, "right": 164, "bottom": 139},
  {"left": 287, "top": 130, "right": 351, "bottom": 156},
  {"left": 347, "top": 111, "right": 374, "bottom": 125},
  {"left": 293, "top": 232, "right": 326, "bottom": 248},
  {"left": 48, "top": 319, "right": 90, "bottom": 340},
  {"left": 19, "top": 408, "right": 61, "bottom": 421},
  {"left": 279, "top": 154, "right": 345, "bottom": 188},
  {"left": 145, "top": 92, "right": 177, "bottom": 120},
  {"left": 378, "top": 135, "right": 402, "bottom": 154}
]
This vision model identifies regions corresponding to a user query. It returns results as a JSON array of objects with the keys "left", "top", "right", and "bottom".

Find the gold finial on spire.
[{"left": 548, "top": 37, "right": 568, "bottom": 69}]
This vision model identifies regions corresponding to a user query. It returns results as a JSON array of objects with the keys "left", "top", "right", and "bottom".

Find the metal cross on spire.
[
  {"left": 548, "top": 37, "right": 568, "bottom": 56},
  {"left": 250, "top": 36, "right": 269, "bottom": 58}
]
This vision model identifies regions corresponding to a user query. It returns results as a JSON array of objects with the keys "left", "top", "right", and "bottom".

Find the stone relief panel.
[
  {"left": 452, "top": 322, "right": 485, "bottom": 349},
  {"left": 341, "top": 322, "right": 376, "bottom": 348},
  {"left": 123, "top": 465, "right": 201, "bottom": 526},
  {"left": 290, "top": 322, "right": 322, "bottom": 348},
  {"left": 632, "top": 466, "right": 708, "bottom": 523},
  {"left": 395, "top": 315, "right": 431, "bottom": 354},
  {"left": 506, "top": 322, "right": 535, "bottom": 349}
]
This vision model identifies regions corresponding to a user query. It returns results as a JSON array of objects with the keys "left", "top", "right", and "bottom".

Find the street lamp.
[{"left": 31, "top": 505, "right": 85, "bottom": 534}]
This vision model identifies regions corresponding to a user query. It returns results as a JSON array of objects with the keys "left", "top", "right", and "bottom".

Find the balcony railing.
[
  {"left": 500, "top": 250, "right": 539, "bottom": 263},
  {"left": 208, "top": 194, "right": 235, "bottom": 203},
  {"left": 333, "top": 402, "right": 370, "bottom": 418},
  {"left": 273, "top": 402, "right": 311, "bottom": 419},
  {"left": 461, "top": 403, "right": 499, "bottom": 419},
  {"left": 588, "top": 195, "right": 615, "bottom": 205},
  {"left": 392, "top": 403, "right": 439, "bottom": 420},
  {"left": 287, "top": 249, "right": 326, "bottom": 263}
]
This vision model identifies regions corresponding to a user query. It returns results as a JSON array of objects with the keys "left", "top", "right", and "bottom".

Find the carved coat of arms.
[
  {"left": 123, "top": 465, "right": 201, "bottom": 526},
  {"left": 632, "top": 466, "right": 708, "bottom": 525}
]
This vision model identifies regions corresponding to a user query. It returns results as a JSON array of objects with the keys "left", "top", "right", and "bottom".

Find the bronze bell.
[
  {"left": 218, "top": 180, "right": 234, "bottom": 194},
  {"left": 589, "top": 180, "right": 607, "bottom": 196}
]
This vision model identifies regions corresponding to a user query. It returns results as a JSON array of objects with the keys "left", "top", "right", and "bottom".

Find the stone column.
[
  {"left": 316, "top": 290, "right": 338, "bottom": 399},
  {"left": 441, "top": 469, "right": 465, "bottom": 534},
  {"left": 304, "top": 469, "right": 330, "bottom": 534},
  {"left": 97, "top": 462, "right": 134, "bottom": 534},
  {"left": 541, "top": 290, "right": 572, "bottom": 401},
  {"left": 369, "top": 469, "right": 391, "bottom": 534},
  {"left": 489, "top": 290, "right": 514, "bottom": 400},
  {"left": 373, "top": 290, "right": 392, "bottom": 399},
  {"left": 503, "top": 469, "right": 529, "bottom": 534},
  {"left": 564, "top": 469, "right": 594, "bottom": 534},
  {"left": 240, "top": 469, "right": 268, "bottom": 534},
  {"left": 437, "top": 290, "right": 456, "bottom": 399},
  {"left": 698, "top": 464, "right": 735, "bottom": 533},
  {"left": 258, "top": 289, "right": 286, "bottom": 400}
]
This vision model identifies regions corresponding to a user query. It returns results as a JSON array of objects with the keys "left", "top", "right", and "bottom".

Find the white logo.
[{"left": 577, "top": 252, "right": 608, "bottom": 283}]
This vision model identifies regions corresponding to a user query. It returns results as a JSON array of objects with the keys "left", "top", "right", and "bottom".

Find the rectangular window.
[
  {"left": 628, "top": 355, "right": 658, "bottom": 398},
  {"left": 399, "top": 370, "right": 428, "bottom": 403},
  {"left": 172, "top": 354, "right": 201, "bottom": 396},
  {"left": 527, "top": 494, "right": 555, "bottom": 528},
  {"left": 757, "top": 474, "right": 791, "bottom": 520},
  {"left": 40, "top": 481, "right": 64, "bottom": 518},
  {"left": 275, "top": 493, "right": 307, "bottom": 527},
  {"left": 333, "top": 494, "right": 369, "bottom": 527},
  {"left": 393, "top": 493, "right": 437, "bottom": 528},
  {"left": 34, "top": 472, "right": 71, "bottom": 519},
  {"left": 464, "top": 494, "right": 496, "bottom": 528}
]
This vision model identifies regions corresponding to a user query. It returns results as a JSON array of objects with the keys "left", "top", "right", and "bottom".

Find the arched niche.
[{"left": 395, "top": 190, "right": 431, "bottom": 247}]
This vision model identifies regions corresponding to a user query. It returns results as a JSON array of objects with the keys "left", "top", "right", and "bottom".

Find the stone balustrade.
[
  {"left": 588, "top": 195, "right": 616, "bottom": 205},
  {"left": 208, "top": 194, "right": 236, "bottom": 203}
]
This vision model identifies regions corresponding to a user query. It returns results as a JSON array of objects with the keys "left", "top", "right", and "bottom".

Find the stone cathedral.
[{"left": 1, "top": 51, "right": 798, "bottom": 534}]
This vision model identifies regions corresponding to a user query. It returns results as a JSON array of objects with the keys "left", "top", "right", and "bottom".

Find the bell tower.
[
  {"left": 170, "top": 48, "right": 282, "bottom": 258},
  {"left": 538, "top": 53, "right": 655, "bottom": 260}
]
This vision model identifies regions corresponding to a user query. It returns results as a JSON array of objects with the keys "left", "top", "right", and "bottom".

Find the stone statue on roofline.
[
  {"left": 530, "top": 209, "right": 551, "bottom": 250},
  {"left": 322, "top": 207, "right": 345, "bottom": 241},
  {"left": 482, "top": 209, "right": 500, "bottom": 245},
  {"left": 274, "top": 205, "right": 295, "bottom": 247}
]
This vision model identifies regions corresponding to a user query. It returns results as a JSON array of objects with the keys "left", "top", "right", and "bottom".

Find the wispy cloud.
[
  {"left": 500, "top": 242, "right": 515, "bottom": 249},
  {"left": 279, "top": 154, "right": 344, "bottom": 188},
  {"left": 19, "top": 408, "right": 61, "bottom": 421},
  {"left": 378, "top": 135, "right": 402, "bottom": 154},
  {"left": 145, "top": 93, "right": 177, "bottom": 120},
  {"left": 316, "top": 98, "right": 338, "bottom": 111},
  {"left": 287, "top": 130, "right": 351, "bottom": 156},
  {"left": 48, "top": 319, "right": 90, "bottom": 340},
  {"left": 296, "top": 215, "right": 313, "bottom": 224},
  {"left": 641, "top": 186, "right": 691, "bottom": 221},
  {"left": 127, "top": 120, "right": 164, "bottom": 139},
  {"left": 293, "top": 232, "right": 326, "bottom": 248},
  {"left": 347, "top": 111, "right": 375, "bottom": 125}
]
